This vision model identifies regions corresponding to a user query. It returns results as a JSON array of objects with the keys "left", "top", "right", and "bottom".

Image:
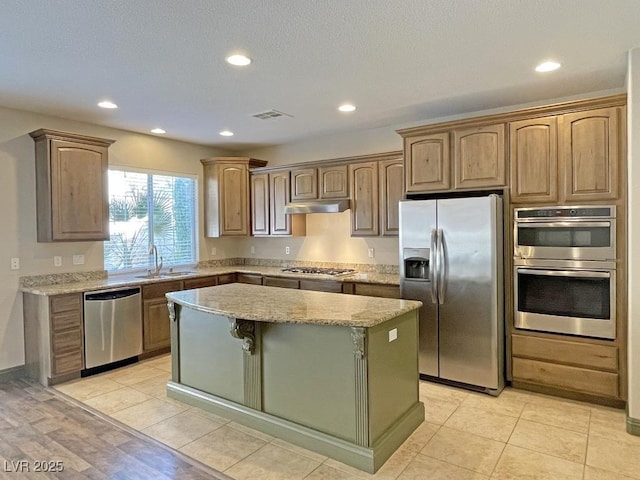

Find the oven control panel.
[{"left": 515, "top": 205, "right": 615, "bottom": 220}]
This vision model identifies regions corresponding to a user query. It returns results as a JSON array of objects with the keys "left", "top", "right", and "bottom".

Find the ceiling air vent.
[{"left": 252, "top": 109, "right": 293, "bottom": 120}]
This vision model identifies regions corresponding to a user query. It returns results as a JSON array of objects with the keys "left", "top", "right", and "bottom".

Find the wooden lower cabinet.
[
  {"left": 263, "top": 276, "right": 300, "bottom": 289},
  {"left": 236, "top": 273, "right": 263, "bottom": 285},
  {"left": 183, "top": 275, "right": 219, "bottom": 290},
  {"left": 347, "top": 283, "right": 400, "bottom": 299},
  {"left": 299, "top": 279, "right": 343, "bottom": 293},
  {"left": 511, "top": 334, "right": 620, "bottom": 401},
  {"left": 142, "top": 280, "right": 183, "bottom": 353}
]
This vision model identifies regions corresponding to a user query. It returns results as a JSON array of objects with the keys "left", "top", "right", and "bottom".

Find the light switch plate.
[
  {"left": 72, "top": 254, "right": 85, "bottom": 265},
  {"left": 54, "top": 256, "right": 62, "bottom": 267},
  {"left": 250, "top": 245, "right": 255, "bottom": 254},
  {"left": 10, "top": 257, "right": 19, "bottom": 270},
  {"left": 388, "top": 328, "right": 398, "bottom": 342},
  {"left": 285, "top": 246, "right": 290, "bottom": 255},
  {"left": 211, "top": 247, "right": 217, "bottom": 256},
  {"left": 368, "top": 248, "right": 375, "bottom": 258}
]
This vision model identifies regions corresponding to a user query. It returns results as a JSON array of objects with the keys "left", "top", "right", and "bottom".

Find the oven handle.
[
  {"left": 516, "top": 268, "right": 611, "bottom": 278},
  {"left": 516, "top": 221, "right": 611, "bottom": 228}
]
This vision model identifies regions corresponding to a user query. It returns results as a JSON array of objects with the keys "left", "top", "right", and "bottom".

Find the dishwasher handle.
[{"left": 84, "top": 287, "right": 141, "bottom": 302}]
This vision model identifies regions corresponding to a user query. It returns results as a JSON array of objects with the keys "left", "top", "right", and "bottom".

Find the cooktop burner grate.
[{"left": 280, "top": 267, "right": 357, "bottom": 276}]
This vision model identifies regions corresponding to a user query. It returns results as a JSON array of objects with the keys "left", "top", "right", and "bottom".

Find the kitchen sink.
[{"left": 134, "top": 271, "right": 196, "bottom": 279}]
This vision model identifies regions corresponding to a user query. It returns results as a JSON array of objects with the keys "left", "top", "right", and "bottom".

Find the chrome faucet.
[{"left": 149, "top": 244, "right": 163, "bottom": 276}]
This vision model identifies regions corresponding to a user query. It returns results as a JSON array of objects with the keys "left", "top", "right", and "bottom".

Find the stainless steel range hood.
[{"left": 284, "top": 199, "right": 350, "bottom": 214}]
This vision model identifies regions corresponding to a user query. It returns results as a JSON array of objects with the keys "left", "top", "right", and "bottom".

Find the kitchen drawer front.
[
  {"left": 50, "top": 293, "right": 82, "bottom": 314},
  {"left": 183, "top": 276, "right": 218, "bottom": 290},
  {"left": 52, "top": 351, "right": 83, "bottom": 375},
  {"left": 353, "top": 283, "right": 400, "bottom": 299},
  {"left": 512, "top": 357, "right": 619, "bottom": 398},
  {"left": 51, "top": 311, "right": 82, "bottom": 332},
  {"left": 512, "top": 334, "right": 618, "bottom": 371},
  {"left": 52, "top": 329, "right": 83, "bottom": 355},
  {"left": 236, "top": 273, "right": 263, "bottom": 285},
  {"left": 299, "top": 279, "right": 343, "bottom": 293},
  {"left": 263, "top": 276, "right": 299, "bottom": 289},
  {"left": 142, "top": 280, "right": 183, "bottom": 300},
  {"left": 217, "top": 273, "right": 235, "bottom": 285}
]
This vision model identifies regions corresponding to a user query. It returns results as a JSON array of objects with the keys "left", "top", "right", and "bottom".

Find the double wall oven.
[{"left": 514, "top": 206, "right": 616, "bottom": 340}]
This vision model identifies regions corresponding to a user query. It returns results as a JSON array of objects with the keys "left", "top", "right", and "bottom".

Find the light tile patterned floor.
[{"left": 55, "top": 355, "right": 640, "bottom": 479}]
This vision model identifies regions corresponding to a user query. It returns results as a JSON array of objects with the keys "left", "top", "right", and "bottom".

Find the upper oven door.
[{"left": 514, "top": 220, "right": 615, "bottom": 261}]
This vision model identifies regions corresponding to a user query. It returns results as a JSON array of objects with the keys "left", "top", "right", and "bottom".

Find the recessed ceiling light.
[
  {"left": 338, "top": 104, "right": 356, "bottom": 112},
  {"left": 150, "top": 128, "right": 166, "bottom": 134},
  {"left": 535, "top": 61, "right": 561, "bottom": 73},
  {"left": 97, "top": 100, "right": 118, "bottom": 109},
  {"left": 219, "top": 130, "right": 234, "bottom": 137},
  {"left": 226, "top": 54, "right": 251, "bottom": 66}
]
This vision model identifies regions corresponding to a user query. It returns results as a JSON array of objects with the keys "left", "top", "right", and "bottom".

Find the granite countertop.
[
  {"left": 19, "top": 266, "right": 400, "bottom": 296},
  {"left": 167, "top": 283, "right": 421, "bottom": 328}
]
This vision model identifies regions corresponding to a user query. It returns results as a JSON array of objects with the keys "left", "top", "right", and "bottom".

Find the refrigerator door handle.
[
  {"left": 437, "top": 228, "right": 446, "bottom": 304},
  {"left": 430, "top": 228, "right": 438, "bottom": 303}
]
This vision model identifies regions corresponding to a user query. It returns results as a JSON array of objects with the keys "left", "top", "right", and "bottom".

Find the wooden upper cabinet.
[
  {"left": 349, "top": 162, "right": 379, "bottom": 236},
  {"left": 291, "top": 167, "right": 318, "bottom": 201},
  {"left": 509, "top": 117, "right": 558, "bottom": 203},
  {"left": 379, "top": 157, "right": 403, "bottom": 236},
  {"left": 404, "top": 132, "right": 450, "bottom": 193},
  {"left": 453, "top": 123, "right": 506, "bottom": 189},
  {"left": 250, "top": 173, "right": 269, "bottom": 236},
  {"left": 30, "top": 129, "right": 114, "bottom": 242},
  {"left": 270, "top": 171, "right": 305, "bottom": 236},
  {"left": 201, "top": 157, "right": 267, "bottom": 237},
  {"left": 319, "top": 165, "right": 349, "bottom": 198},
  {"left": 560, "top": 107, "right": 621, "bottom": 202}
]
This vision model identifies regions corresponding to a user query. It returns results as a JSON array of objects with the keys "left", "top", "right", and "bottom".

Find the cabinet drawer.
[
  {"left": 52, "top": 329, "right": 82, "bottom": 355},
  {"left": 51, "top": 311, "right": 82, "bottom": 332},
  {"left": 353, "top": 283, "right": 400, "bottom": 299},
  {"left": 52, "top": 351, "right": 83, "bottom": 375},
  {"left": 263, "top": 276, "right": 299, "bottom": 289},
  {"left": 236, "top": 273, "right": 263, "bottom": 285},
  {"left": 217, "top": 273, "right": 235, "bottom": 285},
  {"left": 142, "top": 280, "right": 183, "bottom": 300},
  {"left": 512, "top": 357, "right": 619, "bottom": 398},
  {"left": 512, "top": 335, "right": 618, "bottom": 371},
  {"left": 299, "top": 279, "right": 343, "bottom": 293},
  {"left": 50, "top": 293, "right": 82, "bottom": 314},
  {"left": 183, "top": 276, "right": 218, "bottom": 290}
]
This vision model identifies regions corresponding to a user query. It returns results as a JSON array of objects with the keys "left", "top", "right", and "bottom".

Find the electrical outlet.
[
  {"left": 54, "top": 256, "right": 62, "bottom": 267},
  {"left": 211, "top": 247, "right": 217, "bottom": 256},
  {"left": 388, "top": 328, "right": 398, "bottom": 342},
  {"left": 285, "top": 246, "right": 290, "bottom": 255},
  {"left": 250, "top": 245, "right": 255, "bottom": 254},
  {"left": 368, "top": 248, "right": 375, "bottom": 258},
  {"left": 10, "top": 257, "right": 19, "bottom": 270},
  {"left": 72, "top": 254, "right": 85, "bottom": 265}
]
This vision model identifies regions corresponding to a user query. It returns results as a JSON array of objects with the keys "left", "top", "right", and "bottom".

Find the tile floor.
[{"left": 54, "top": 355, "right": 640, "bottom": 479}]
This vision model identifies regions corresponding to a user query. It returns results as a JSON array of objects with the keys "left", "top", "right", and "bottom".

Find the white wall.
[
  {"left": 0, "top": 107, "right": 227, "bottom": 371},
  {"left": 627, "top": 48, "right": 640, "bottom": 421}
]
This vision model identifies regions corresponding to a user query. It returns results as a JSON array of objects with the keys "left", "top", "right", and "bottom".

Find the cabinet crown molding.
[
  {"left": 29, "top": 129, "right": 115, "bottom": 146},
  {"left": 201, "top": 156, "right": 268, "bottom": 168},
  {"left": 250, "top": 151, "right": 402, "bottom": 174}
]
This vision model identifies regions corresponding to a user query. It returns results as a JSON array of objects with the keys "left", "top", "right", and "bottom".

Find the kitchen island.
[{"left": 166, "top": 283, "right": 423, "bottom": 473}]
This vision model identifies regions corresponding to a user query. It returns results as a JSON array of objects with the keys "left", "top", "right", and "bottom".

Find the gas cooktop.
[{"left": 280, "top": 267, "right": 357, "bottom": 277}]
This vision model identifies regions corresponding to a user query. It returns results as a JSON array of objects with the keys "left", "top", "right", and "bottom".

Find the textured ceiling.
[{"left": 1, "top": 0, "right": 639, "bottom": 150}]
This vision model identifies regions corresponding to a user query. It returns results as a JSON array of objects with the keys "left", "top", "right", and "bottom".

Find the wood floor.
[{"left": 0, "top": 379, "right": 227, "bottom": 479}]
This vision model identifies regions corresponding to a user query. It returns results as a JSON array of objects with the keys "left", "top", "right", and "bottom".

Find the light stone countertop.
[
  {"left": 167, "top": 283, "right": 421, "bottom": 328},
  {"left": 19, "top": 266, "right": 400, "bottom": 296}
]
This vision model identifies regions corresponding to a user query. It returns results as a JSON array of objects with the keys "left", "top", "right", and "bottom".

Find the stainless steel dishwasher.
[{"left": 83, "top": 287, "right": 143, "bottom": 369}]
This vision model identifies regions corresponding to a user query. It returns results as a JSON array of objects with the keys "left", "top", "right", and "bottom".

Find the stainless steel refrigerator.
[{"left": 399, "top": 195, "right": 504, "bottom": 394}]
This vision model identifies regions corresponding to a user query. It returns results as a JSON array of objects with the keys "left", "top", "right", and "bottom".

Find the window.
[{"left": 104, "top": 168, "right": 197, "bottom": 272}]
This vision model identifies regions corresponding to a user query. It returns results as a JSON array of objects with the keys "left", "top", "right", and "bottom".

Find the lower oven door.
[{"left": 514, "top": 262, "right": 615, "bottom": 340}]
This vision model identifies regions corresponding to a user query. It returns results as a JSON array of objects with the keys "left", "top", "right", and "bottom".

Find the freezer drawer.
[{"left": 83, "top": 287, "right": 143, "bottom": 369}]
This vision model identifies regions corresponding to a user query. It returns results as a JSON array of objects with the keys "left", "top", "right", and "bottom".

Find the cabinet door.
[
  {"left": 379, "top": 158, "right": 403, "bottom": 236},
  {"left": 453, "top": 123, "right": 506, "bottom": 189},
  {"left": 560, "top": 107, "right": 621, "bottom": 202},
  {"left": 49, "top": 140, "right": 109, "bottom": 241},
  {"left": 404, "top": 132, "right": 450, "bottom": 192},
  {"left": 291, "top": 168, "right": 318, "bottom": 201},
  {"left": 509, "top": 117, "right": 558, "bottom": 203},
  {"left": 219, "top": 164, "right": 249, "bottom": 235},
  {"left": 251, "top": 173, "right": 269, "bottom": 236},
  {"left": 350, "top": 162, "right": 379, "bottom": 236},
  {"left": 319, "top": 165, "right": 349, "bottom": 198},
  {"left": 269, "top": 171, "right": 292, "bottom": 235},
  {"left": 143, "top": 298, "right": 172, "bottom": 351}
]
